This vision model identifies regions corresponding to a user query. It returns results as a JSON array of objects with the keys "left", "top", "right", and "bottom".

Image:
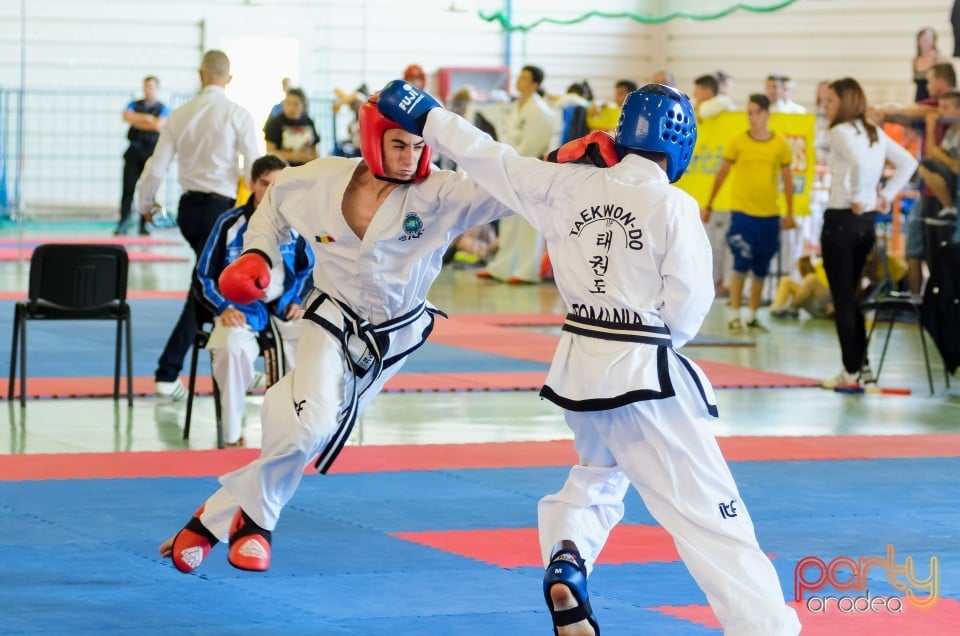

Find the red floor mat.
[
  {"left": 1, "top": 311, "right": 818, "bottom": 400},
  {"left": 0, "top": 236, "right": 181, "bottom": 247},
  {"left": 0, "top": 290, "right": 191, "bottom": 300},
  {"left": 430, "top": 316, "right": 814, "bottom": 386},
  {"left": 3, "top": 359, "right": 815, "bottom": 401},
  {"left": 392, "top": 525, "right": 680, "bottom": 568},
  {"left": 2, "top": 435, "right": 959, "bottom": 481},
  {"left": 0, "top": 247, "right": 187, "bottom": 262}
]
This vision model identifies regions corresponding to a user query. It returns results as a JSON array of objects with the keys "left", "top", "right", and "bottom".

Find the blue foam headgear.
[{"left": 614, "top": 84, "right": 697, "bottom": 182}]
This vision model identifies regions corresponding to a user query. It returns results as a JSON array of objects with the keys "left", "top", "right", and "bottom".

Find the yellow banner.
[{"left": 675, "top": 112, "right": 816, "bottom": 216}]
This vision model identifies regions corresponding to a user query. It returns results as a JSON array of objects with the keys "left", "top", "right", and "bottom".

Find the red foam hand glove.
[
  {"left": 545, "top": 131, "right": 620, "bottom": 167},
  {"left": 219, "top": 252, "right": 270, "bottom": 305}
]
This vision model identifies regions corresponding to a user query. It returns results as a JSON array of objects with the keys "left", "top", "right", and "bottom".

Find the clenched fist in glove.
[
  {"left": 219, "top": 251, "right": 271, "bottom": 305},
  {"left": 545, "top": 131, "right": 621, "bottom": 168},
  {"left": 376, "top": 80, "right": 442, "bottom": 136}
]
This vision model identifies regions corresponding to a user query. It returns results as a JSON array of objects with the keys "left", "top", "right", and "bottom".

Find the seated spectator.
[
  {"left": 858, "top": 249, "right": 908, "bottom": 300},
  {"left": 403, "top": 64, "right": 427, "bottom": 90},
  {"left": 873, "top": 62, "right": 957, "bottom": 293},
  {"left": 613, "top": 79, "right": 637, "bottom": 106},
  {"left": 332, "top": 84, "right": 368, "bottom": 158},
  {"left": 917, "top": 89, "right": 960, "bottom": 217},
  {"left": 563, "top": 80, "right": 593, "bottom": 102},
  {"left": 443, "top": 223, "right": 499, "bottom": 267},
  {"left": 554, "top": 81, "right": 593, "bottom": 143},
  {"left": 770, "top": 255, "right": 833, "bottom": 319},
  {"left": 264, "top": 88, "right": 320, "bottom": 167},
  {"left": 195, "top": 155, "right": 315, "bottom": 447},
  {"left": 914, "top": 27, "right": 947, "bottom": 101},
  {"left": 695, "top": 75, "right": 738, "bottom": 297},
  {"left": 586, "top": 79, "right": 636, "bottom": 132},
  {"left": 716, "top": 70, "right": 734, "bottom": 98},
  {"left": 693, "top": 74, "right": 735, "bottom": 119},
  {"left": 652, "top": 69, "right": 676, "bottom": 87},
  {"left": 765, "top": 74, "right": 807, "bottom": 114},
  {"left": 267, "top": 76, "right": 292, "bottom": 121}
]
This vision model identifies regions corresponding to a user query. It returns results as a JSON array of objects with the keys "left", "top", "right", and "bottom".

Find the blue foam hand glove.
[{"left": 377, "top": 80, "right": 442, "bottom": 136}]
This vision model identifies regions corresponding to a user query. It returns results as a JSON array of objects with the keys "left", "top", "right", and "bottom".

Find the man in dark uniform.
[{"left": 116, "top": 75, "right": 169, "bottom": 235}]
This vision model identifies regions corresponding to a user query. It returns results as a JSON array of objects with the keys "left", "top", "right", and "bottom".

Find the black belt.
[
  {"left": 562, "top": 313, "right": 672, "bottom": 346},
  {"left": 182, "top": 191, "right": 234, "bottom": 202},
  {"left": 304, "top": 293, "right": 435, "bottom": 473}
]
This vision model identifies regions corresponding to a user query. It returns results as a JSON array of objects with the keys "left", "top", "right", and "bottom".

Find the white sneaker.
[
  {"left": 822, "top": 369, "right": 860, "bottom": 390},
  {"left": 728, "top": 317, "right": 744, "bottom": 334},
  {"left": 859, "top": 365, "right": 876, "bottom": 385},
  {"left": 155, "top": 379, "right": 187, "bottom": 402}
]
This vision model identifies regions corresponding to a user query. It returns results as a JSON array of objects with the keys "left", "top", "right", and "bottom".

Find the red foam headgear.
[
  {"left": 358, "top": 101, "right": 432, "bottom": 183},
  {"left": 403, "top": 64, "right": 426, "bottom": 83}
]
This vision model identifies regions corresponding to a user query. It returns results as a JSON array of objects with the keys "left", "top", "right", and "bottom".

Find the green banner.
[{"left": 480, "top": 1, "right": 799, "bottom": 32}]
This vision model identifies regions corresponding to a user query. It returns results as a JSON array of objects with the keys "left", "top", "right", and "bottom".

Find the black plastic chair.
[
  {"left": 183, "top": 320, "right": 282, "bottom": 448},
  {"left": 861, "top": 292, "right": 946, "bottom": 395},
  {"left": 8, "top": 243, "right": 132, "bottom": 407}
]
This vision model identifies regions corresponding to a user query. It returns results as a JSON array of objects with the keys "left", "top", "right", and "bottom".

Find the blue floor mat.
[
  {"left": 1, "top": 458, "right": 958, "bottom": 634},
  {"left": 0, "top": 299, "right": 549, "bottom": 378}
]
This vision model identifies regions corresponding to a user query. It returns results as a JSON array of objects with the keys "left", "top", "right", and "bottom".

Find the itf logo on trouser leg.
[{"left": 718, "top": 499, "right": 738, "bottom": 519}]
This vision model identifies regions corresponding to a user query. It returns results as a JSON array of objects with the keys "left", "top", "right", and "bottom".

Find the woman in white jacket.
[{"left": 820, "top": 77, "right": 918, "bottom": 388}]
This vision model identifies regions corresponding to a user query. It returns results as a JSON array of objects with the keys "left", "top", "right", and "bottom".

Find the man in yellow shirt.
[{"left": 702, "top": 94, "right": 796, "bottom": 333}]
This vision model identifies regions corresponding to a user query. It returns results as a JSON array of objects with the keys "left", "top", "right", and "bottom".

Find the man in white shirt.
[
  {"left": 136, "top": 50, "right": 261, "bottom": 401},
  {"left": 478, "top": 64, "right": 555, "bottom": 283},
  {"left": 765, "top": 74, "right": 807, "bottom": 114}
]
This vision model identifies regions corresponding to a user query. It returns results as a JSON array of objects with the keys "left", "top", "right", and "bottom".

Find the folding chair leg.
[
  {"left": 8, "top": 306, "right": 20, "bottom": 402},
  {"left": 917, "top": 322, "right": 935, "bottom": 395},
  {"left": 864, "top": 314, "right": 878, "bottom": 367},
  {"left": 113, "top": 318, "right": 122, "bottom": 402},
  {"left": 183, "top": 342, "right": 202, "bottom": 441},
  {"left": 874, "top": 316, "right": 896, "bottom": 380},
  {"left": 212, "top": 380, "right": 224, "bottom": 449},
  {"left": 19, "top": 316, "right": 27, "bottom": 408},
  {"left": 125, "top": 314, "right": 134, "bottom": 406}
]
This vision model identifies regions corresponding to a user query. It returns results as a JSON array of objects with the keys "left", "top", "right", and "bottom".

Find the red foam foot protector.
[
  {"left": 171, "top": 506, "right": 219, "bottom": 574},
  {"left": 228, "top": 509, "right": 272, "bottom": 572}
]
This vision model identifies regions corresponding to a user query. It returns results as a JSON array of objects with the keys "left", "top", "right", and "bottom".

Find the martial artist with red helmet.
[{"left": 159, "top": 100, "right": 512, "bottom": 574}]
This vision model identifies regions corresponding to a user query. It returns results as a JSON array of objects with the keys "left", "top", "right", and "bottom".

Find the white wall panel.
[
  {"left": 662, "top": 0, "right": 956, "bottom": 109},
  {"left": 3, "top": 1, "right": 949, "bottom": 103},
  {"left": 0, "top": 0, "right": 957, "bottom": 214}
]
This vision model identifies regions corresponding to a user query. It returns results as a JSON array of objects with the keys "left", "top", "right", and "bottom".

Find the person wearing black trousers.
[
  {"left": 135, "top": 50, "right": 261, "bottom": 400},
  {"left": 819, "top": 78, "right": 918, "bottom": 389},
  {"left": 116, "top": 76, "right": 168, "bottom": 235}
]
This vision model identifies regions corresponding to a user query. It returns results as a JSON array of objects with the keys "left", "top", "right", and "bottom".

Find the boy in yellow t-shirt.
[{"left": 701, "top": 93, "right": 795, "bottom": 333}]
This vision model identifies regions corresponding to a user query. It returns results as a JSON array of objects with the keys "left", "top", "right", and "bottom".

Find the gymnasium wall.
[{"left": 0, "top": 0, "right": 954, "bottom": 214}]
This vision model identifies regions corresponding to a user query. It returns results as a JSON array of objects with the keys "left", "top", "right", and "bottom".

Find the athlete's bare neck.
[{"left": 341, "top": 163, "right": 399, "bottom": 240}]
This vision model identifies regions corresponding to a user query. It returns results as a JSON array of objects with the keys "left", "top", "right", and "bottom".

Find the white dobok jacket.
[{"left": 422, "top": 109, "right": 718, "bottom": 415}]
